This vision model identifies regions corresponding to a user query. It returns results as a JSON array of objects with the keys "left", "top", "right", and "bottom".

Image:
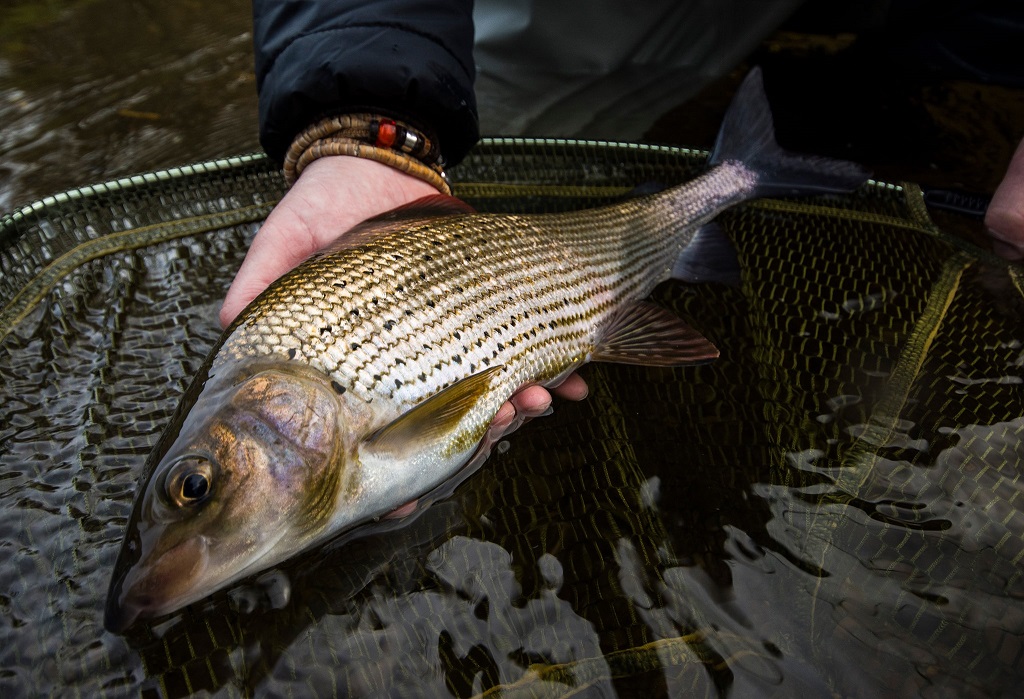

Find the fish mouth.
[{"left": 104, "top": 535, "right": 210, "bottom": 633}]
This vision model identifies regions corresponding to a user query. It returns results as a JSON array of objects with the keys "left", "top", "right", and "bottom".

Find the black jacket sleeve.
[{"left": 253, "top": 0, "right": 478, "bottom": 167}]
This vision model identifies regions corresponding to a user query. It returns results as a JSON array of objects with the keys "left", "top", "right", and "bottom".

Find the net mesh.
[{"left": 0, "top": 140, "right": 1021, "bottom": 698}]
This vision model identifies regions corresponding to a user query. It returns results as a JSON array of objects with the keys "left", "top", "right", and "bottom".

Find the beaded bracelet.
[{"left": 283, "top": 114, "right": 450, "bottom": 194}]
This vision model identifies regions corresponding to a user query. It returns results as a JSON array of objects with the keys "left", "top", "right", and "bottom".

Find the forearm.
[{"left": 253, "top": 0, "right": 479, "bottom": 167}]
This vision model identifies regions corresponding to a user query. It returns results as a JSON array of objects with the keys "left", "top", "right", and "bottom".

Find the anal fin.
[{"left": 592, "top": 301, "right": 718, "bottom": 367}]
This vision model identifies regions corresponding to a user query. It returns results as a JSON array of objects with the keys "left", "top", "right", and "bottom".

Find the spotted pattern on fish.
[
  {"left": 217, "top": 165, "right": 756, "bottom": 436},
  {"left": 104, "top": 68, "right": 871, "bottom": 634}
]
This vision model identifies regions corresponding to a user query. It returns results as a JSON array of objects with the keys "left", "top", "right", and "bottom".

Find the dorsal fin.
[
  {"left": 592, "top": 301, "right": 718, "bottom": 366},
  {"left": 364, "top": 194, "right": 476, "bottom": 224},
  {"left": 325, "top": 195, "right": 476, "bottom": 251}
]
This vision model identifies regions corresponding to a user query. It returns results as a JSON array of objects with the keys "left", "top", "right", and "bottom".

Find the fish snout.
[{"left": 104, "top": 535, "right": 209, "bottom": 633}]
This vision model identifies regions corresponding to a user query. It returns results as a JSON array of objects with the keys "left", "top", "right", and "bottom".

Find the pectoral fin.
[
  {"left": 364, "top": 365, "right": 505, "bottom": 459},
  {"left": 592, "top": 301, "right": 718, "bottom": 367}
]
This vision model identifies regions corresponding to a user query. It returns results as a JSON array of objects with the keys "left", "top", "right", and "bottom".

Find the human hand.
[
  {"left": 220, "top": 156, "right": 440, "bottom": 327},
  {"left": 985, "top": 137, "right": 1024, "bottom": 261},
  {"left": 220, "top": 155, "right": 588, "bottom": 432}
]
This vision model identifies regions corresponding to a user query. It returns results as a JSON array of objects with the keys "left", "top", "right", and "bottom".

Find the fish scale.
[
  {"left": 216, "top": 171, "right": 739, "bottom": 424},
  {"left": 104, "top": 68, "right": 870, "bottom": 632}
]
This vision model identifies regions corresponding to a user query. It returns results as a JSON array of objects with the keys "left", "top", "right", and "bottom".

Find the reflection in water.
[
  {"left": 762, "top": 417, "right": 1024, "bottom": 697},
  {"left": 1, "top": 24, "right": 1023, "bottom": 694},
  {"left": 282, "top": 536, "right": 610, "bottom": 698}
]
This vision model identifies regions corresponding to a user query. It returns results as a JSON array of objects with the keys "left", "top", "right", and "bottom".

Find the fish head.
[{"left": 105, "top": 361, "right": 350, "bottom": 633}]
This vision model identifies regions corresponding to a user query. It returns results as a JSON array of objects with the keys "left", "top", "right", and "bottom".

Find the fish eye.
[
  {"left": 164, "top": 455, "right": 216, "bottom": 507},
  {"left": 181, "top": 472, "right": 209, "bottom": 499}
]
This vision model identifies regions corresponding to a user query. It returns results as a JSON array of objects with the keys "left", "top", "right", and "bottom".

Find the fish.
[{"left": 103, "top": 67, "right": 868, "bottom": 632}]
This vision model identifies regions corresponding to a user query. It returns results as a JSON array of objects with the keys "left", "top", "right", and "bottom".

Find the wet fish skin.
[{"left": 104, "top": 67, "right": 868, "bottom": 632}]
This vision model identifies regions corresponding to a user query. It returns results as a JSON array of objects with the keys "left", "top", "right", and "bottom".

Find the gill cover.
[{"left": 104, "top": 363, "right": 345, "bottom": 633}]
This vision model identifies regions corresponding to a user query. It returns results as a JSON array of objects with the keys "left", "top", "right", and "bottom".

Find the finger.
[
  {"left": 490, "top": 401, "right": 516, "bottom": 434},
  {"left": 488, "top": 387, "right": 552, "bottom": 441},
  {"left": 219, "top": 213, "right": 318, "bottom": 328},
  {"left": 219, "top": 264, "right": 286, "bottom": 329},
  {"left": 488, "top": 374, "right": 589, "bottom": 439},
  {"left": 510, "top": 385, "right": 553, "bottom": 417},
  {"left": 551, "top": 372, "right": 588, "bottom": 401},
  {"left": 985, "top": 137, "right": 1024, "bottom": 261},
  {"left": 219, "top": 158, "right": 438, "bottom": 329},
  {"left": 384, "top": 500, "right": 419, "bottom": 519}
]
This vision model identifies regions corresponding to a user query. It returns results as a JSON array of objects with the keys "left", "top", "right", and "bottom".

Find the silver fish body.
[
  {"left": 104, "top": 68, "right": 867, "bottom": 632},
  {"left": 219, "top": 161, "right": 756, "bottom": 446}
]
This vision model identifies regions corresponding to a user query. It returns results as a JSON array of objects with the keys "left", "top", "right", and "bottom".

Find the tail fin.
[{"left": 710, "top": 67, "right": 870, "bottom": 197}]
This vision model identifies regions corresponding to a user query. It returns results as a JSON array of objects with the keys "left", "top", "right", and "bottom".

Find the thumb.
[{"left": 985, "top": 137, "right": 1024, "bottom": 261}]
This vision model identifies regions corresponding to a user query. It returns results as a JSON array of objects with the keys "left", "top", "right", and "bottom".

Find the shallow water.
[
  {"left": 2, "top": 142, "right": 1023, "bottom": 696},
  {"left": 0, "top": 235, "right": 239, "bottom": 694},
  {"left": 0, "top": 0, "right": 259, "bottom": 211}
]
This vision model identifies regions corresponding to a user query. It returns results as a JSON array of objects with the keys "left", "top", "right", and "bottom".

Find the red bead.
[{"left": 376, "top": 120, "right": 397, "bottom": 148}]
